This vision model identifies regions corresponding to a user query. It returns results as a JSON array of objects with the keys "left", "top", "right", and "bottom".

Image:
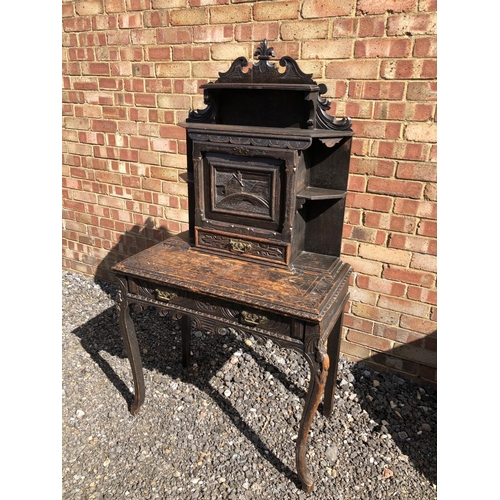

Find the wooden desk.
[{"left": 112, "top": 234, "right": 351, "bottom": 492}]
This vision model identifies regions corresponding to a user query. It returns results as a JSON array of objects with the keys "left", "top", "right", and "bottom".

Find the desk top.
[{"left": 113, "top": 236, "right": 351, "bottom": 321}]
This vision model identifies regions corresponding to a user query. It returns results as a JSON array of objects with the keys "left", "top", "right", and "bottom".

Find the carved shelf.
[{"left": 296, "top": 187, "right": 346, "bottom": 201}]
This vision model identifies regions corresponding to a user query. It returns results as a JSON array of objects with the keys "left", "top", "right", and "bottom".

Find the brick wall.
[{"left": 62, "top": 0, "right": 437, "bottom": 385}]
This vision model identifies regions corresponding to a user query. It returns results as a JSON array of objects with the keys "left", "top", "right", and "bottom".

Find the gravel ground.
[{"left": 62, "top": 270, "right": 437, "bottom": 500}]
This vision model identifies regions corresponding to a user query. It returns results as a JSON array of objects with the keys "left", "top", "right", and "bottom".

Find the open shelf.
[{"left": 296, "top": 187, "right": 346, "bottom": 201}]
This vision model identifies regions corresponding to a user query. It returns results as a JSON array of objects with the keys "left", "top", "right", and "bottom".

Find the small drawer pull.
[
  {"left": 229, "top": 239, "right": 252, "bottom": 253},
  {"left": 155, "top": 288, "right": 178, "bottom": 303},
  {"left": 241, "top": 310, "right": 267, "bottom": 325}
]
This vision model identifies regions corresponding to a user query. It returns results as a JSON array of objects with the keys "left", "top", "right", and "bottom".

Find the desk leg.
[
  {"left": 296, "top": 346, "right": 330, "bottom": 492},
  {"left": 323, "top": 310, "right": 345, "bottom": 418},
  {"left": 181, "top": 314, "right": 192, "bottom": 368},
  {"left": 116, "top": 276, "right": 145, "bottom": 416}
]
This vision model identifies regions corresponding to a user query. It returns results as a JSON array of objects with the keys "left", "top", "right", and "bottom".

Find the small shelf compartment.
[{"left": 296, "top": 187, "right": 346, "bottom": 201}]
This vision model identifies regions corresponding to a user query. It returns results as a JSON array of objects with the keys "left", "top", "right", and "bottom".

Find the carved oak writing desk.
[{"left": 112, "top": 41, "right": 353, "bottom": 492}]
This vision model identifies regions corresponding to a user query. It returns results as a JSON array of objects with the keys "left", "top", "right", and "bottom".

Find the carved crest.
[{"left": 215, "top": 39, "right": 316, "bottom": 85}]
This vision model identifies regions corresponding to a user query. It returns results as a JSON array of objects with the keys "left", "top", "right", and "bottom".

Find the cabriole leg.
[
  {"left": 296, "top": 343, "right": 330, "bottom": 492},
  {"left": 116, "top": 276, "right": 145, "bottom": 416}
]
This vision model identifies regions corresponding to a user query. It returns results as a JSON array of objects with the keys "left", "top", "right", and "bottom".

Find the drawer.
[{"left": 195, "top": 227, "right": 290, "bottom": 266}]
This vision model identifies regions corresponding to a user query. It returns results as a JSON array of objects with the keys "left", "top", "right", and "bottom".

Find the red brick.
[
  {"left": 405, "top": 122, "right": 437, "bottom": 143},
  {"left": 212, "top": 3, "right": 253, "bottom": 23},
  {"left": 357, "top": 0, "right": 417, "bottom": 15},
  {"left": 394, "top": 198, "right": 436, "bottom": 219},
  {"left": 145, "top": 79, "right": 172, "bottom": 93},
  {"left": 302, "top": 38, "right": 353, "bottom": 60},
  {"left": 105, "top": 0, "right": 126, "bottom": 12},
  {"left": 118, "top": 13, "right": 142, "bottom": 28},
  {"left": 359, "top": 243, "right": 411, "bottom": 267},
  {"left": 400, "top": 315, "right": 436, "bottom": 335},
  {"left": 134, "top": 94, "right": 156, "bottom": 107},
  {"left": 407, "top": 81, "right": 437, "bottom": 101},
  {"left": 171, "top": 7, "right": 208, "bottom": 26},
  {"left": 358, "top": 16, "right": 385, "bottom": 37},
  {"left": 347, "top": 329, "right": 393, "bottom": 351},
  {"left": 94, "top": 146, "right": 119, "bottom": 159},
  {"left": 387, "top": 13, "right": 437, "bottom": 36},
  {"left": 355, "top": 38, "right": 411, "bottom": 58},
  {"left": 378, "top": 295, "right": 430, "bottom": 318},
  {"left": 374, "top": 324, "right": 425, "bottom": 346},
  {"left": 281, "top": 21, "right": 330, "bottom": 41},
  {"left": 327, "top": 61, "right": 379, "bottom": 80},
  {"left": 332, "top": 18, "right": 357, "bottom": 37},
  {"left": 347, "top": 174, "right": 367, "bottom": 192},
  {"left": 235, "top": 23, "right": 279, "bottom": 42},
  {"left": 349, "top": 81, "right": 405, "bottom": 100},
  {"left": 127, "top": 0, "right": 151, "bottom": 11},
  {"left": 143, "top": 9, "right": 168, "bottom": 27},
  {"left": 63, "top": 17, "right": 93, "bottom": 32},
  {"left": 130, "top": 29, "right": 156, "bottom": 45},
  {"left": 159, "top": 125, "right": 186, "bottom": 140},
  {"left": 344, "top": 315, "right": 374, "bottom": 334},
  {"left": 382, "top": 265, "right": 435, "bottom": 287},
  {"left": 346, "top": 192, "right": 393, "bottom": 212},
  {"left": 371, "top": 140, "right": 429, "bottom": 161},
  {"left": 78, "top": 131, "right": 105, "bottom": 145},
  {"left": 156, "top": 27, "right": 192, "bottom": 45},
  {"left": 352, "top": 120, "right": 401, "bottom": 140},
  {"left": 413, "top": 37, "right": 437, "bottom": 58},
  {"left": 151, "top": 138, "right": 177, "bottom": 153},
  {"left": 368, "top": 177, "right": 423, "bottom": 199},
  {"left": 172, "top": 45, "right": 210, "bottom": 61},
  {"left": 302, "top": 0, "right": 354, "bottom": 18},
  {"left": 129, "top": 63, "right": 150, "bottom": 78},
  {"left": 351, "top": 302, "right": 400, "bottom": 326},
  {"left": 339, "top": 339, "right": 371, "bottom": 361},
  {"left": 407, "top": 286, "right": 437, "bottom": 305},
  {"left": 417, "top": 220, "right": 436, "bottom": 237},
  {"left": 91, "top": 120, "right": 117, "bottom": 132},
  {"left": 349, "top": 158, "right": 395, "bottom": 177},
  {"left": 396, "top": 162, "right": 436, "bottom": 182},
  {"left": 93, "top": 15, "right": 118, "bottom": 31},
  {"left": 410, "top": 253, "right": 436, "bottom": 273},
  {"left": 147, "top": 46, "right": 171, "bottom": 61},
  {"left": 396, "top": 242, "right": 445, "bottom": 269},
  {"left": 364, "top": 211, "right": 417, "bottom": 234},
  {"left": 381, "top": 59, "right": 436, "bottom": 80},
  {"left": 357, "top": 275, "right": 406, "bottom": 297},
  {"left": 342, "top": 256, "right": 383, "bottom": 276}
]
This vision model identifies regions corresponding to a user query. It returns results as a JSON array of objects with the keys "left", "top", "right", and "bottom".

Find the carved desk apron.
[{"left": 112, "top": 235, "right": 352, "bottom": 492}]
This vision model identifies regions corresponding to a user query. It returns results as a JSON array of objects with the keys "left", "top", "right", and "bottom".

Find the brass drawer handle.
[
  {"left": 229, "top": 239, "right": 252, "bottom": 253},
  {"left": 155, "top": 288, "right": 178, "bottom": 303},
  {"left": 241, "top": 310, "right": 267, "bottom": 325}
]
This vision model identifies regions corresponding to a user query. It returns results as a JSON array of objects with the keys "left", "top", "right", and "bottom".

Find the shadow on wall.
[{"left": 94, "top": 217, "right": 173, "bottom": 284}]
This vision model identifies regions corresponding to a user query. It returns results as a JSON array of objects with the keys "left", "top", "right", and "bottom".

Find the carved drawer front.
[
  {"left": 196, "top": 228, "right": 290, "bottom": 266},
  {"left": 202, "top": 152, "right": 285, "bottom": 232},
  {"left": 238, "top": 307, "right": 292, "bottom": 339}
]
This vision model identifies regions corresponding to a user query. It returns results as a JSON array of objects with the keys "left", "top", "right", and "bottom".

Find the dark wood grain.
[{"left": 112, "top": 41, "right": 354, "bottom": 493}]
